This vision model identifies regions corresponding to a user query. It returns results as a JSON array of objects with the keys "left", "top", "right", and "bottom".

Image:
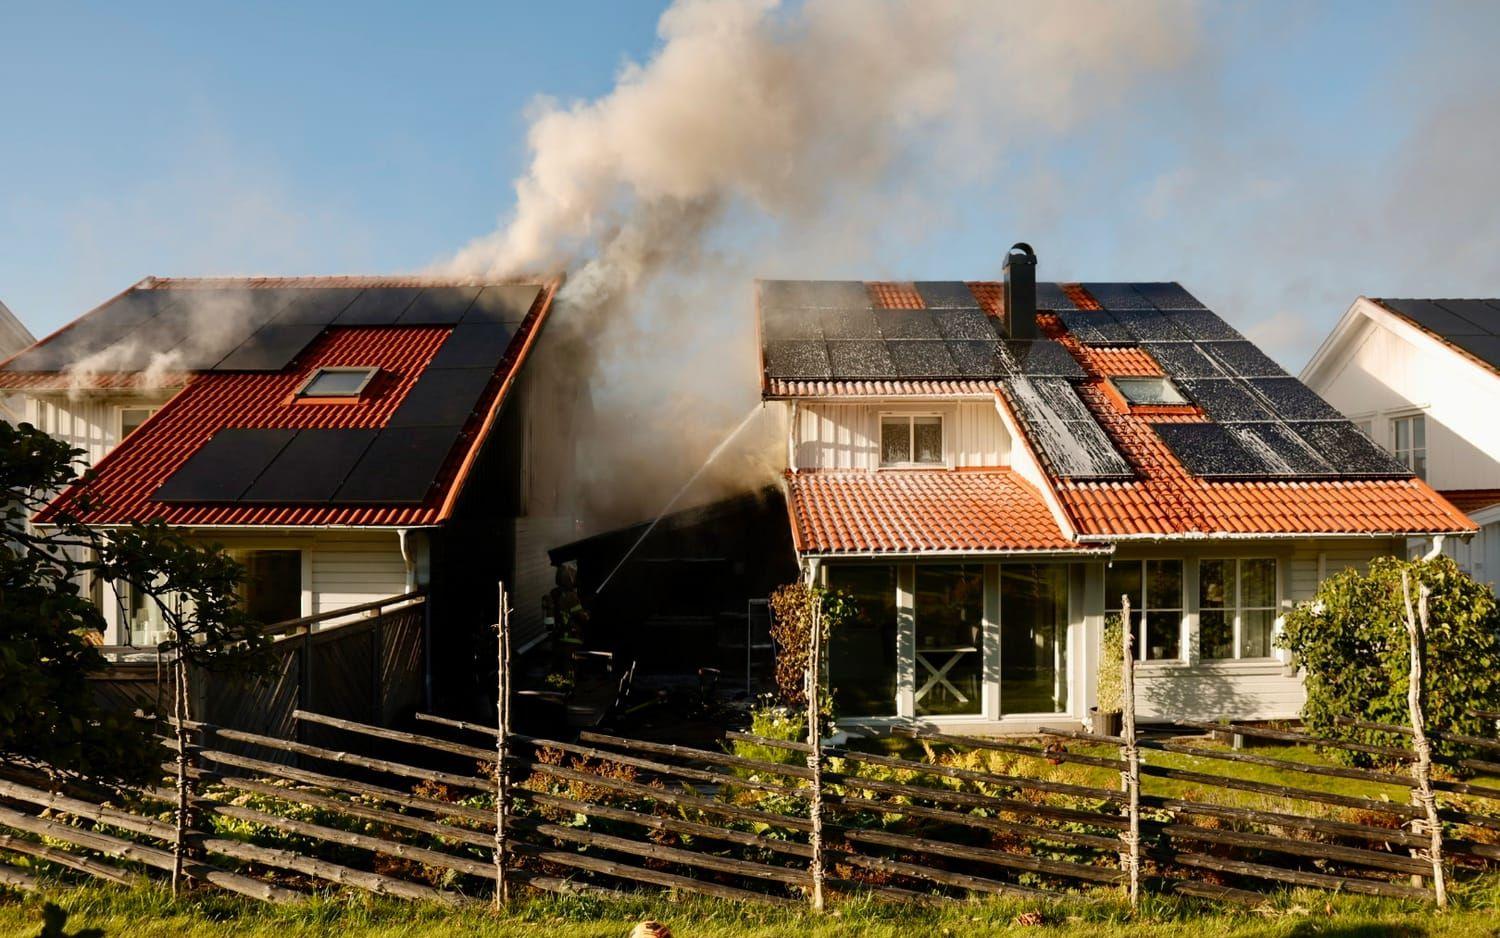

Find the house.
[
  {"left": 1301, "top": 297, "right": 1500, "bottom": 588},
  {"left": 0, "top": 299, "right": 35, "bottom": 425},
  {"left": 0, "top": 276, "right": 582, "bottom": 708},
  {"left": 759, "top": 245, "right": 1474, "bottom": 733}
]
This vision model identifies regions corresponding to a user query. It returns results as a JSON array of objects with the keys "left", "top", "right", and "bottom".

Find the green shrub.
[
  {"left": 767, "top": 582, "right": 852, "bottom": 708},
  {"left": 1278, "top": 554, "right": 1500, "bottom": 766},
  {"left": 1095, "top": 614, "right": 1125, "bottom": 716}
]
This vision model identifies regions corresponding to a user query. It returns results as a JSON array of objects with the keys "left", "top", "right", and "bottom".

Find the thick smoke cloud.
[{"left": 447, "top": 0, "right": 1200, "bottom": 527}]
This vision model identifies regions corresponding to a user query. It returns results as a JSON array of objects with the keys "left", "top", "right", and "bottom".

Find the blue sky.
[{"left": 3, "top": 1, "right": 1499, "bottom": 371}]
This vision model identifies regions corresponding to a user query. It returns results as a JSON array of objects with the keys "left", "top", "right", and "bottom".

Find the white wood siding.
[
  {"left": 794, "top": 400, "right": 1009, "bottom": 470},
  {"left": 26, "top": 390, "right": 179, "bottom": 469},
  {"left": 311, "top": 538, "right": 410, "bottom": 616}
]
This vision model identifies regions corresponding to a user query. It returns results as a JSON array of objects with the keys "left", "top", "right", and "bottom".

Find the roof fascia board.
[
  {"left": 1076, "top": 529, "right": 1468, "bottom": 543},
  {"left": 798, "top": 548, "right": 1111, "bottom": 560},
  {"left": 1299, "top": 297, "right": 1369, "bottom": 387},
  {"left": 991, "top": 390, "right": 1078, "bottom": 542},
  {"left": 767, "top": 393, "right": 996, "bottom": 402}
]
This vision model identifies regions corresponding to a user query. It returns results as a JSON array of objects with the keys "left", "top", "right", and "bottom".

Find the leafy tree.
[
  {"left": 1278, "top": 554, "right": 1500, "bottom": 766},
  {"left": 768, "top": 581, "right": 852, "bottom": 714}
]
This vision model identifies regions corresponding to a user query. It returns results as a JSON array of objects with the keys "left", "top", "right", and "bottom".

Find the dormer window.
[
  {"left": 296, "top": 367, "right": 377, "bottom": 400},
  {"left": 1113, "top": 376, "right": 1187, "bottom": 406},
  {"left": 880, "top": 414, "right": 944, "bottom": 467}
]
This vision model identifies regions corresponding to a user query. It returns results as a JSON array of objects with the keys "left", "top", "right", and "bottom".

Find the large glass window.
[
  {"left": 879, "top": 415, "right": 943, "bottom": 467},
  {"left": 913, "top": 565, "right": 983, "bottom": 715},
  {"left": 1107, "top": 559, "right": 1183, "bottom": 661},
  {"left": 1391, "top": 415, "right": 1427, "bottom": 479},
  {"left": 1000, "top": 564, "right": 1069, "bottom": 714},
  {"left": 826, "top": 565, "right": 898, "bottom": 718},
  {"left": 1200, "top": 558, "right": 1277, "bottom": 660},
  {"left": 239, "top": 550, "right": 303, "bottom": 625}
]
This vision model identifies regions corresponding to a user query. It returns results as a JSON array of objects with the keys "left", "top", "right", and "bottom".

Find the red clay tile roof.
[
  {"left": 36, "top": 279, "right": 558, "bottom": 528},
  {"left": 1040, "top": 310, "right": 1475, "bottom": 538},
  {"left": 766, "top": 378, "right": 1003, "bottom": 398},
  {"left": 0, "top": 372, "right": 191, "bottom": 391},
  {"left": 784, "top": 469, "right": 1096, "bottom": 555},
  {"left": 1438, "top": 489, "right": 1500, "bottom": 516},
  {"left": 867, "top": 282, "right": 924, "bottom": 309}
]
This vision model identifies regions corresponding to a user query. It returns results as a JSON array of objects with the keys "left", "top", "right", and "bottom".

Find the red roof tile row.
[
  {"left": 766, "top": 378, "right": 1003, "bottom": 397},
  {"left": 784, "top": 469, "right": 1093, "bottom": 555},
  {"left": 866, "top": 282, "right": 925, "bottom": 309},
  {"left": 1437, "top": 489, "right": 1500, "bottom": 516}
]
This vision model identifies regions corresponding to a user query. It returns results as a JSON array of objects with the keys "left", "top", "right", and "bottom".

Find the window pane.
[
  {"left": 914, "top": 565, "right": 983, "bottom": 716},
  {"left": 1144, "top": 611, "right": 1180, "bottom": 660},
  {"left": 1413, "top": 452, "right": 1427, "bottom": 480},
  {"left": 826, "top": 565, "right": 898, "bottom": 717},
  {"left": 1146, "top": 559, "right": 1182, "bottom": 610},
  {"left": 1412, "top": 415, "right": 1425, "bottom": 449},
  {"left": 880, "top": 417, "right": 910, "bottom": 465},
  {"left": 1115, "top": 377, "right": 1187, "bottom": 405},
  {"left": 1394, "top": 418, "right": 1410, "bottom": 453},
  {"left": 1240, "top": 609, "right": 1274, "bottom": 658},
  {"left": 241, "top": 550, "right": 302, "bottom": 625},
  {"left": 121, "top": 408, "right": 153, "bottom": 438},
  {"left": 1200, "top": 610, "right": 1233, "bottom": 660},
  {"left": 1105, "top": 561, "right": 1141, "bottom": 613},
  {"left": 1199, "top": 559, "right": 1234, "bottom": 609},
  {"left": 302, "top": 368, "right": 375, "bottom": 397},
  {"left": 1000, "top": 564, "right": 1069, "bottom": 714},
  {"left": 1241, "top": 559, "right": 1276, "bottom": 608},
  {"left": 913, "top": 417, "right": 943, "bottom": 464}
]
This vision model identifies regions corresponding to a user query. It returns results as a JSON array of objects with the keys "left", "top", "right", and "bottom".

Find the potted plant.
[{"left": 1092, "top": 613, "right": 1125, "bottom": 737}]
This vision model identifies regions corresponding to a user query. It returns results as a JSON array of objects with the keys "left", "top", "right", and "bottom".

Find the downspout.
[
  {"left": 1423, "top": 535, "right": 1446, "bottom": 561},
  {"left": 399, "top": 528, "right": 433, "bottom": 710}
]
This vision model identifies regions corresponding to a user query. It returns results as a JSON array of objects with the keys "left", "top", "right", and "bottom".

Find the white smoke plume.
[{"left": 446, "top": 0, "right": 1201, "bottom": 526}]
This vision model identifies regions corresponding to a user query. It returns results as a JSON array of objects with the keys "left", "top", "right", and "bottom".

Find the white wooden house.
[
  {"left": 0, "top": 299, "right": 34, "bottom": 425},
  {"left": 1301, "top": 297, "right": 1500, "bottom": 588},
  {"left": 760, "top": 247, "right": 1474, "bottom": 734}
]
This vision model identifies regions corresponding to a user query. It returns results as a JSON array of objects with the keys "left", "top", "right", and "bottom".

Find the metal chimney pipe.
[{"left": 1003, "top": 242, "right": 1037, "bottom": 339}]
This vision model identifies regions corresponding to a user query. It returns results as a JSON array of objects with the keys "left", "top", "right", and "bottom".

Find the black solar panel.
[
  {"left": 4, "top": 292, "right": 175, "bottom": 371},
  {"left": 1059, "top": 309, "right": 1133, "bottom": 346},
  {"left": 463, "top": 284, "right": 542, "bottom": 324},
  {"left": 1035, "top": 282, "right": 1077, "bottom": 312},
  {"left": 239, "top": 429, "right": 379, "bottom": 503},
  {"left": 396, "top": 286, "right": 483, "bottom": 325},
  {"left": 932, "top": 307, "right": 995, "bottom": 340},
  {"left": 1111, "top": 308, "right": 1189, "bottom": 343},
  {"left": 1199, "top": 341, "right": 1286, "bottom": 378},
  {"left": 273, "top": 289, "right": 366, "bottom": 325},
  {"left": 826, "top": 341, "right": 896, "bottom": 378},
  {"left": 760, "top": 306, "right": 822, "bottom": 340},
  {"left": 1178, "top": 379, "right": 1273, "bottom": 422},
  {"left": 887, "top": 340, "right": 958, "bottom": 377},
  {"left": 331, "top": 426, "right": 459, "bottom": 504},
  {"left": 1134, "top": 282, "right": 1206, "bottom": 310},
  {"left": 1378, "top": 297, "right": 1500, "bottom": 372},
  {"left": 764, "top": 340, "right": 832, "bottom": 379},
  {"left": 1003, "top": 377, "right": 1131, "bottom": 478},
  {"left": 1448, "top": 334, "right": 1500, "bottom": 369},
  {"left": 759, "top": 280, "right": 869, "bottom": 308},
  {"left": 1434, "top": 300, "right": 1498, "bottom": 332},
  {"left": 1005, "top": 339, "right": 1087, "bottom": 378},
  {"left": 944, "top": 341, "right": 1008, "bottom": 377},
  {"left": 1382, "top": 299, "right": 1485, "bottom": 336},
  {"left": 1154, "top": 423, "right": 1266, "bottom": 477},
  {"left": 1291, "top": 421, "right": 1412, "bottom": 477},
  {"left": 1246, "top": 377, "right": 1344, "bottom": 422},
  {"left": 1161, "top": 309, "right": 1243, "bottom": 341},
  {"left": 817, "top": 307, "right": 881, "bottom": 340},
  {"left": 1144, "top": 342, "right": 1223, "bottom": 379},
  {"left": 428, "top": 323, "right": 517, "bottom": 370},
  {"left": 914, "top": 281, "right": 979, "bottom": 309},
  {"left": 386, "top": 367, "right": 496, "bottom": 428},
  {"left": 877, "top": 309, "right": 941, "bottom": 339},
  {"left": 1081, "top": 283, "right": 1154, "bottom": 310},
  {"left": 153, "top": 428, "right": 297, "bottom": 502},
  {"left": 333, "top": 288, "right": 421, "bottom": 325},
  {"left": 213, "top": 324, "right": 327, "bottom": 371},
  {"left": 1228, "top": 422, "right": 1334, "bottom": 476}
]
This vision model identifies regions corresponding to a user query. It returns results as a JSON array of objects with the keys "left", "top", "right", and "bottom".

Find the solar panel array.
[
  {"left": 1377, "top": 298, "right": 1500, "bottom": 373},
  {"left": 1002, "top": 377, "right": 1132, "bottom": 479},
  {"left": 2, "top": 283, "right": 541, "bottom": 374}
]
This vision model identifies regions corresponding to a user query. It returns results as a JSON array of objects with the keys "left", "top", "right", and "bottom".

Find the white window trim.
[
  {"left": 1197, "top": 557, "right": 1280, "bottom": 662},
  {"left": 1388, "top": 411, "right": 1427, "bottom": 478},
  {"left": 1107, "top": 558, "right": 1187, "bottom": 665},
  {"left": 295, "top": 366, "right": 378, "bottom": 398},
  {"left": 116, "top": 404, "right": 159, "bottom": 441},
  {"left": 878, "top": 411, "right": 947, "bottom": 469}
]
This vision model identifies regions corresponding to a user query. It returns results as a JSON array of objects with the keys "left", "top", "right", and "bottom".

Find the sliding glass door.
[
  {"left": 999, "top": 563, "right": 1069, "bottom": 714},
  {"left": 913, "top": 565, "right": 984, "bottom": 716}
]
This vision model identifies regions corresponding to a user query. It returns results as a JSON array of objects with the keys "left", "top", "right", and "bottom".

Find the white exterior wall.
[
  {"left": 794, "top": 400, "right": 1010, "bottom": 470},
  {"left": 25, "top": 390, "right": 181, "bottom": 469}
]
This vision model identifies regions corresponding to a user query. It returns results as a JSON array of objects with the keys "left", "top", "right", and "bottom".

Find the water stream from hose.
[{"left": 595, "top": 404, "right": 766, "bottom": 594}]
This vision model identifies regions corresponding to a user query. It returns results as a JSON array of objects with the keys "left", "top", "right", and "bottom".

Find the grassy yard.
[{"left": 4, "top": 878, "right": 1500, "bottom": 938}]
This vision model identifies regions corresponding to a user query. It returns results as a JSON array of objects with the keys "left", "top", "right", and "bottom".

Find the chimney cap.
[{"left": 1006, "top": 243, "right": 1036, "bottom": 263}]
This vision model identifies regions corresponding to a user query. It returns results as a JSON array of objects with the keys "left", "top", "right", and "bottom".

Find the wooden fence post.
[
  {"left": 494, "top": 583, "right": 511, "bottom": 911},
  {"left": 806, "top": 597, "right": 826, "bottom": 912},
  {"left": 1119, "top": 594, "right": 1141, "bottom": 908},
  {"left": 171, "top": 648, "right": 191, "bottom": 896},
  {"left": 1402, "top": 571, "right": 1447, "bottom": 908}
]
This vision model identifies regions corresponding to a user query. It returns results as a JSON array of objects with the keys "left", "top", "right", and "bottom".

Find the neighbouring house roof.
[
  {"left": 21, "top": 276, "right": 560, "bottom": 527},
  {"left": 785, "top": 469, "right": 1097, "bottom": 555},
  {"left": 760, "top": 279, "right": 1476, "bottom": 546},
  {"left": 1438, "top": 489, "right": 1500, "bottom": 516},
  {"left": 1368, "top": 297, "right": 1500, "bottom": 378},
  {"left": 0, "top": 299, "right": 34, "bottom": 359}
]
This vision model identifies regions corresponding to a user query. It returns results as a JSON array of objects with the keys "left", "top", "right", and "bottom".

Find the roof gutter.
[
  {"left": 1074, "top": 530, "right": 1471, "bottom": 543},
  {"left": 798, "top": 547, "right": 1112, "bottom": 560}
]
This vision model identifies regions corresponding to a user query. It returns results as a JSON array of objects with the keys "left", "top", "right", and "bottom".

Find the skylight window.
[
  {"left": 1113, "top": 376, "right": 1187, "bottom": 406},
  {"left": 297, "top": 367, "right": 377, "bottom": 399}
]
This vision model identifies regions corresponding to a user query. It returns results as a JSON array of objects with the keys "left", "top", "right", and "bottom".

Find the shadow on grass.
[{"left": 1285, "top": 922, "right": 1425, "bottom": 938}]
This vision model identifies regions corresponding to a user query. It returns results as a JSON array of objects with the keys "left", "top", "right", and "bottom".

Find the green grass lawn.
[{"left": 4, "top": 878, "right": 1500, "bottom": 938}]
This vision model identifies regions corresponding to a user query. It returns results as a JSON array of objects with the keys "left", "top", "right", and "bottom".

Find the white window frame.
[
  {"left": 295, "top": 366, "right": 378, "bottom": 399},
  {"left": 1198, "top": 557, "right": 1279, "bottom": 661},
  {"left": 1106, "top": 558, "right": 1185, "bottom": 663},
  {"left": 117, "top": 405, "right": 159, "bottom": 441},
  {"left": 878, "top": 412, "right": 946, "bottom": 468},
  {"left": 1389, "top": 412, "right": 1427, "bottom": 479},
  {"left": 1111, "top": 375, "right": 1188, "bottom": 406}
]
